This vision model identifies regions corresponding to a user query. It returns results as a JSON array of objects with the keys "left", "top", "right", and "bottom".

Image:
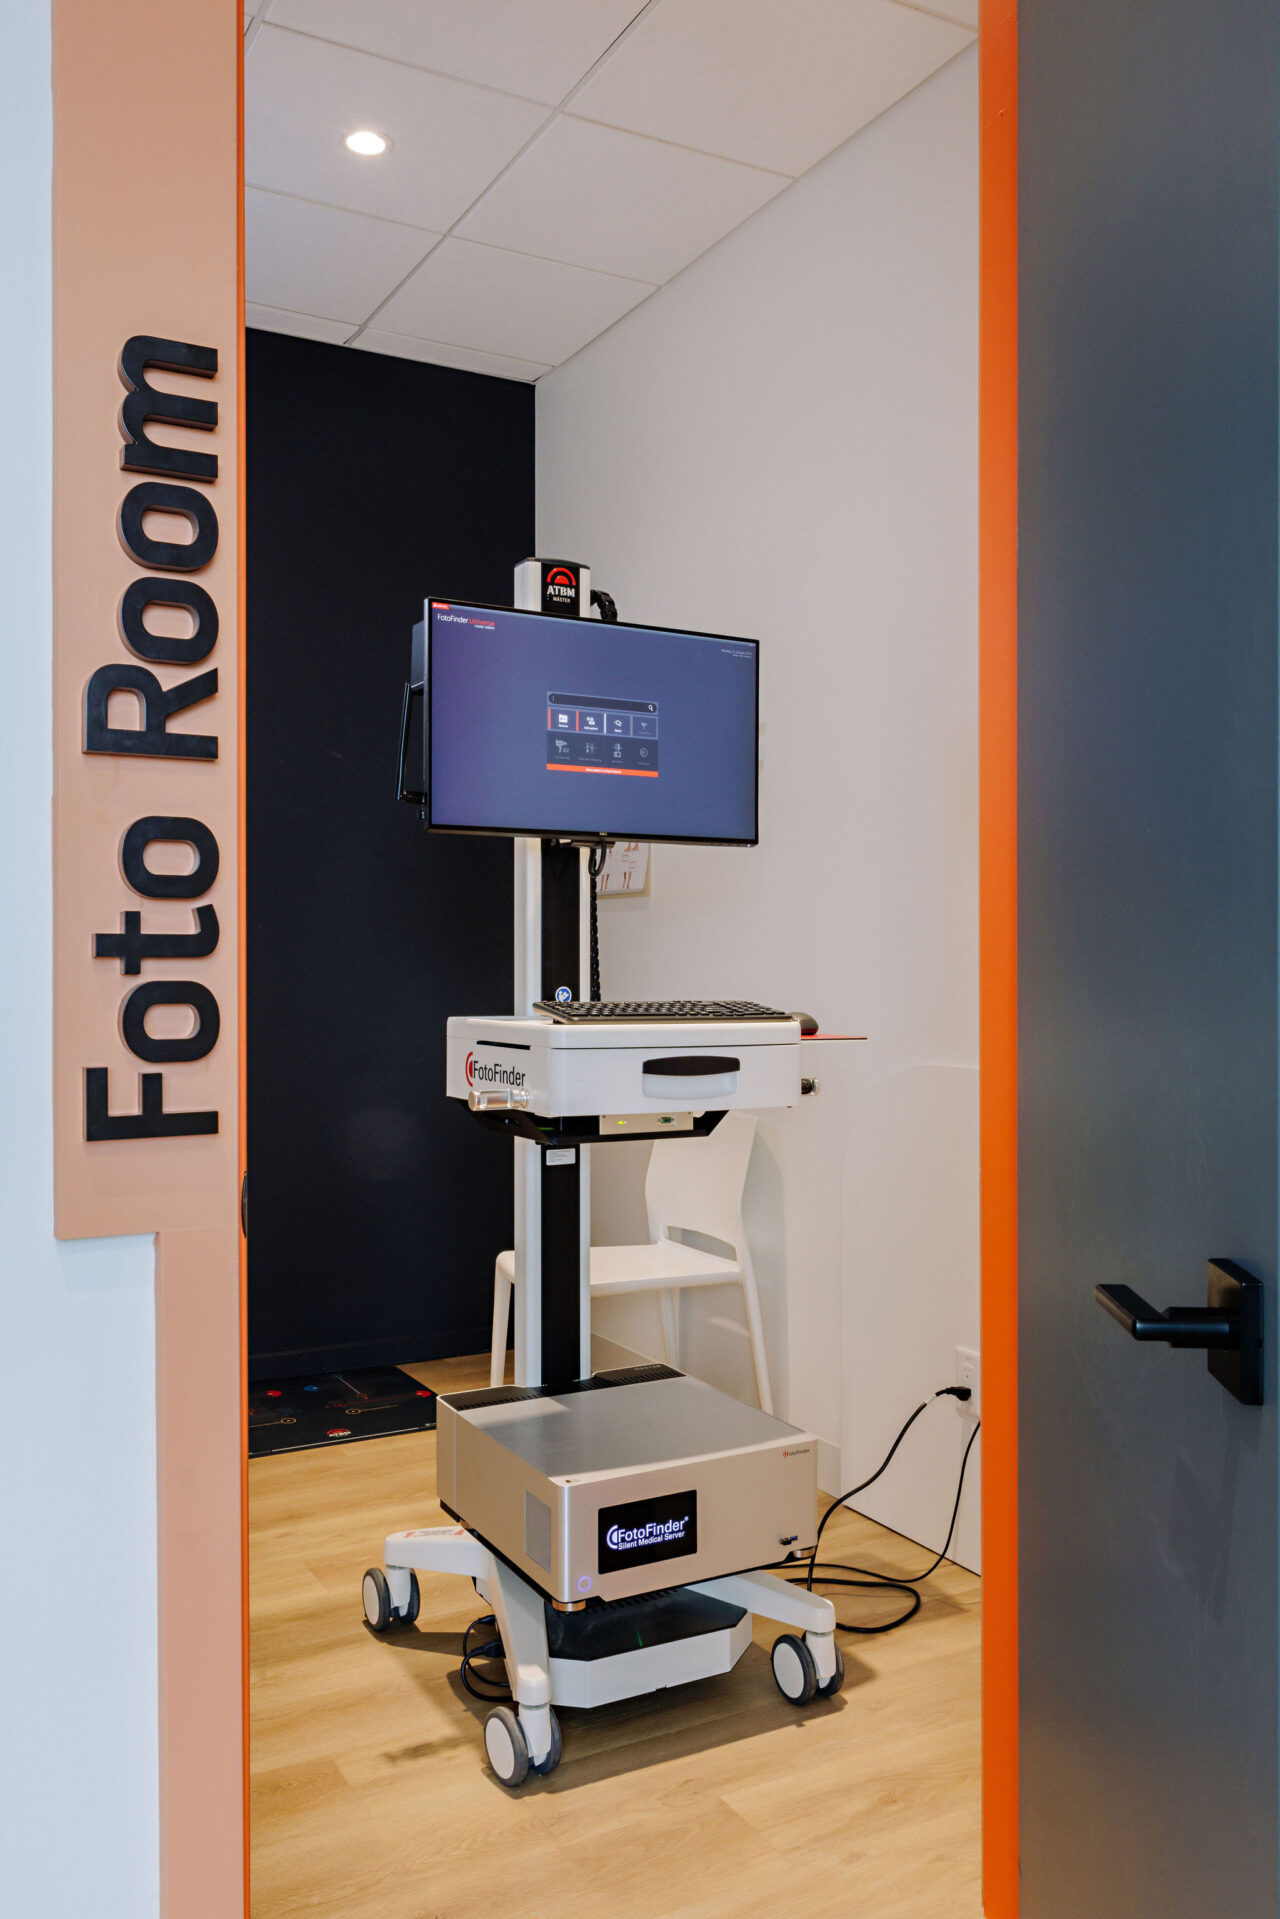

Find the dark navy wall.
[
  {"left": 1018, "top": 3, "right": 1280, "bottom": 1913},
  {"left": 246, "top": 330, "right": 530, "bottom": 1374}
]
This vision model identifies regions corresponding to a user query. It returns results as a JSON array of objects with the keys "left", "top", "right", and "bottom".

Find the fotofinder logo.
[
  {"left": 598, "top": 1489, "right": 698, "bottom": 1572},
  {"left": 605, "top": 1516, "right": 691, "bottom": 1553},
  {"left": 465, "top": 1050, "right": 526, "bottom": 1091}
]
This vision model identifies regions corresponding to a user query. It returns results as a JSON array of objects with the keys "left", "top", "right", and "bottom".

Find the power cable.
[{"left": 783, "top": 1389, "right": 981, "bottom": 1635}]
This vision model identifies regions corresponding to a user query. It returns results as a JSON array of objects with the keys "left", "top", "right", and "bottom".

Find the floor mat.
[{"left": 248, "top": 1366, "right": 436, "bottom": 1457}]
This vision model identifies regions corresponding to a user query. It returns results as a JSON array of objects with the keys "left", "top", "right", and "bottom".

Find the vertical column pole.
[
  {"left": 512, "top": 836, "right": 542, "bottom": 1385},
  {"left": 510, "top": 560, "right": 594, "bottom": 1388}
]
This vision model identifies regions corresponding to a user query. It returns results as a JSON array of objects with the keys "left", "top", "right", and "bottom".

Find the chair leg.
[
  {"left": 740, "top": 1267, "right": 773, "bottom": 1414},
  {"left": 658, "top": 1289, "right": 679, "bottom": 1367},
  {"left": 491, "top": 1261, "right": 513, "bottom": 1388}
]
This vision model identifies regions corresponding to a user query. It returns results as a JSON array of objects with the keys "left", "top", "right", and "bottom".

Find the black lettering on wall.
[
  {"left": 85, "top": 664, "right": 218, "bottom": 759},
  {"left": 84, "top": 1066, "right": 218, "bottom": 1140},
  {"left": 118, "top": 577, "right": 218, "bottom": 665},
  {"left": 95, "top": 905, "right": 219, "bottom": 975},
  {"left": 121, "top": 979, "right": 220, "bottom": 1063},
  {"left": 120, "top": 815, "right": 219, "bottom": 896},
  {"left": 118, "top": 336, "right": 218, "bottom": 483},
  {"left": 117, "top": 481, "right": 218, "bottom": 571},
  {"left": 82, "top": 336, "right": 224, "bottom": 1147}
]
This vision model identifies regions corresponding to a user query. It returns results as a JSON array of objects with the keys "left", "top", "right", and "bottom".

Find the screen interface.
[{"left": 426, "top": 601, "right": 758, "bottom": 843}]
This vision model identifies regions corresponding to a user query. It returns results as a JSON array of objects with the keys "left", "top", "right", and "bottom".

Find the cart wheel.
[
  {"left": 530, "top": 1707, "right": 562, "bottom": 1777},
  {"left": 362, "top": 1567, "right": 393, "bottom": 1632},
  {"left": 815, "top": 1640, "right": 845, "bottom": 1698},
  {"left": 484, "top": 1706, "right": 531, "bottom": 1788},
  {"left": 771, "top": 1632, "right": 818, "bottom": 1705},
  {"left": 397, "top": 1571, "right": 421, "bottom": 1626}
]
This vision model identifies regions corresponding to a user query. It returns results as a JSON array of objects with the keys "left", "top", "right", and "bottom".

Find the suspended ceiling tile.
[
  {"left": 929, "top": 0, "right": 979, "bottom": 25},
  {"left": 245, "top": 303, "right": 357, "bottom": 345},
  {"left": 245, "top": 187, "right": 438, "bottom": 324},
  {"left": 456, "top": 116, "right": 790, "bottom": 285},
  {"left": 570, "top": 0, "right": 974, "bottom": 176},
  {"left": 375, "top": 236, "right": 654, "bottom": 367},
  {"left": 267, "top": 0, "right": 648, "bottom": 106},
  {"left": 353, "top": 329, "right": 551, "bottom": 382},
  {"left": 245, "top": 26, "right": 547, "bottom": 230}
]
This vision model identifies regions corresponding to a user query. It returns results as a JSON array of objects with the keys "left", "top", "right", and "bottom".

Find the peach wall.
[
  {"left": 52, "top": 0, "right": 240, "bottom": 1241},
  {"left": 52, "top": 2, "right": 244, "bottom": 1912}
]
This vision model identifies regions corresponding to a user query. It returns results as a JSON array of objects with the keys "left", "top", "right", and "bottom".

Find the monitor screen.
[{"left": 421, "top": 599, "right": 759, "bottom": 845}]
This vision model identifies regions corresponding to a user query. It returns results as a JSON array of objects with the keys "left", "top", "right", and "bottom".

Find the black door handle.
[
  {"left": 1095, "top": 1284, "right": 1235, "bottom": 1347},
  {"left": 1095, "top": 1260, "right": 1263, "bottom": 1404}
]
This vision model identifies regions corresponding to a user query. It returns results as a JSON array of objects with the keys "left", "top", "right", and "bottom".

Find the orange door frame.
[
  {"left": 227, "top": 9, "right": 1026, "bottom": 1913},
  {"left": 979, "top": 2, "right": 1019, "bottom": 1915}
]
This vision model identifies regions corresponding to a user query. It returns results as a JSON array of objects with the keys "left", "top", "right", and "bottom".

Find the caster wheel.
[
  {"left": 771, "top": 1632, "right": 818, "bottom": 1705},
  {"left": 362, "top": 1567, "right": 393, "bottom": 1632},
  {"left": 484, "top": 1706, "right": 531, "bottom": 1788},
  {"left": 815, "top": 1640, "right": 845, "bottom": 1698},
  {"left": 530, "top": 1707, "right": 562, "bottom": 1777},
  {"left": 363, "top": 1567, "right": 419, "bottom": 1630}
]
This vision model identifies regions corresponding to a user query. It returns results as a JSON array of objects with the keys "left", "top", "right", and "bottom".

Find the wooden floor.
[{"left": 250, "top": 1356, "right": 982, "bottom": 1919}]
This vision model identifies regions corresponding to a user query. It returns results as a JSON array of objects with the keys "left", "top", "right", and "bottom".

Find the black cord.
[
  {"left": 821, "top": 1418, "right": 981, "bottom": 1591},
  {"left": 580, "top": 583, "right": 617, "bottom": 1002},
  {"left": 783, "top": 1391, "right": 981, "bottom": 1636},
  {"left": 587, "top": 842, "right": 608, "bottom": 1001},
  {"left": 460, "top": 1614, "right": 511, "bottom": 1701}
]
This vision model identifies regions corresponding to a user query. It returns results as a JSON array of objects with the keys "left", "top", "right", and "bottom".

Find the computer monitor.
[{"left": 411, "top": 598, "right": 759, "bottom": 846}]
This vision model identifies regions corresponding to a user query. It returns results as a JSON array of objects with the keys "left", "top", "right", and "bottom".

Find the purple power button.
[{"left": 577, "top": 1576, "right": 592, "bottom": 1594}]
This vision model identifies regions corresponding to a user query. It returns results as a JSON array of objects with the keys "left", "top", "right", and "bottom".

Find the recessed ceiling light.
[{"left": 345, "top": 130, "right": 389, "bottom": 157}]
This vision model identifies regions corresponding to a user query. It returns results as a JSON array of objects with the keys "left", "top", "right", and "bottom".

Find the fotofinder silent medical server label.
[{"left": 597, "top": 1489, "right": 699, "bottom": 1574}]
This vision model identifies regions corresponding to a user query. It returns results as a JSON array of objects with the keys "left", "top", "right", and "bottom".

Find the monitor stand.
[{"left": 360, "top": 562, "right": 840, "bottom": 1785}]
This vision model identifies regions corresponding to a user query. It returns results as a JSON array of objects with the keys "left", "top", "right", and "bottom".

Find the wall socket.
[{"left": 955, "top": 1346, "right": 980, "bottom": 1419}]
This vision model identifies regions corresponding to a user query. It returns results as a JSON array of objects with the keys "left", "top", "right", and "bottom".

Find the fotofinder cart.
[{"left": 368, "top": 561, "right": 840, "bottom": 1786}]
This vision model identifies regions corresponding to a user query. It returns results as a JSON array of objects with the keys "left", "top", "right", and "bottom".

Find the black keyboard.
[{"left": 533, "top": 999, "right": 793, "bottom": 1022}]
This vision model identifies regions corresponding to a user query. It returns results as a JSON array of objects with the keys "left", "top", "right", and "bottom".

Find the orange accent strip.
[
  {"left": 980, "top": 3, "right": 1019, "bottom": 1914},
  {"left": 545, "top": 764, "right": 659, "bottom": 777}
]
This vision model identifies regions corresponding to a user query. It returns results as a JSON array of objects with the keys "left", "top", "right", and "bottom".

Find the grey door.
[{"left": 1018, "top": 1, "right": 1279, "bottom": 1914}]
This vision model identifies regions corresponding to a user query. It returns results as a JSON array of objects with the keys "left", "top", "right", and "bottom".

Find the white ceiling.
[{"left": 244, "top": 0, "right": 975, "bottom": 382}]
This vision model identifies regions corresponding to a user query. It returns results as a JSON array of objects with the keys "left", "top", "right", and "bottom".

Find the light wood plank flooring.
[{"left": 250, "top": 1357, "right": 981, "bottom": 1919}]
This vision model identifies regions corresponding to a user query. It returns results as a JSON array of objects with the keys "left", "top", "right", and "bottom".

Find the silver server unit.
[{"left": 437, "top": 1368, "right": 819, "bottom": 1606}]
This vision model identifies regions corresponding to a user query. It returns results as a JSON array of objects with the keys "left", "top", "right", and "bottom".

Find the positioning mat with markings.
[{"left": 248, "top": 1366, "right": 436, "bottom": 1457}]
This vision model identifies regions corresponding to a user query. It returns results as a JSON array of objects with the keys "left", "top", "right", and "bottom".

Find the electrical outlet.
[{"left": 955, "top": 1346, "right": 980, "bottom": 1419}]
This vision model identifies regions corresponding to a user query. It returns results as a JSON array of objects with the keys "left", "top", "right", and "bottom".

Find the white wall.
[
  {"left": 537, "top": 48, "right": 980, "bottom": 1569},
  {"left": 0, "top": 7, "right": 160, "bottom": 1911}
]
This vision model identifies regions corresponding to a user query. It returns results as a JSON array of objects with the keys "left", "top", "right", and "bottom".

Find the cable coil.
[{"left": 784, "top": 1390, "right": 981, "bottom": 1634}]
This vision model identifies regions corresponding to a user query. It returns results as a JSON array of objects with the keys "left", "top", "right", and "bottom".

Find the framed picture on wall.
[{"left": 597, "top": 841, "right": 650, "bottom": 897}]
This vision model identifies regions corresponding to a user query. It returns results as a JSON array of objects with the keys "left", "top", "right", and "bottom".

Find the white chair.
[{"left": 489, "top": 1110, "right": 772, "bottom": 1411}]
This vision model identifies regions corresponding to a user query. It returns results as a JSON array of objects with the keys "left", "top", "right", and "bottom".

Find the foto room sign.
[
  {"left": 82, "top": 337, "right": 225, "bottom": 1145},
  {"left": 53, "top": 284, "right": 239, "bottom": 1235}
]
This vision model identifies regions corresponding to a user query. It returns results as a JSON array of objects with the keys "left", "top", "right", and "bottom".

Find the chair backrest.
[{"left": 644, "top": 1109, "right": 758, "bottom": 1254}]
